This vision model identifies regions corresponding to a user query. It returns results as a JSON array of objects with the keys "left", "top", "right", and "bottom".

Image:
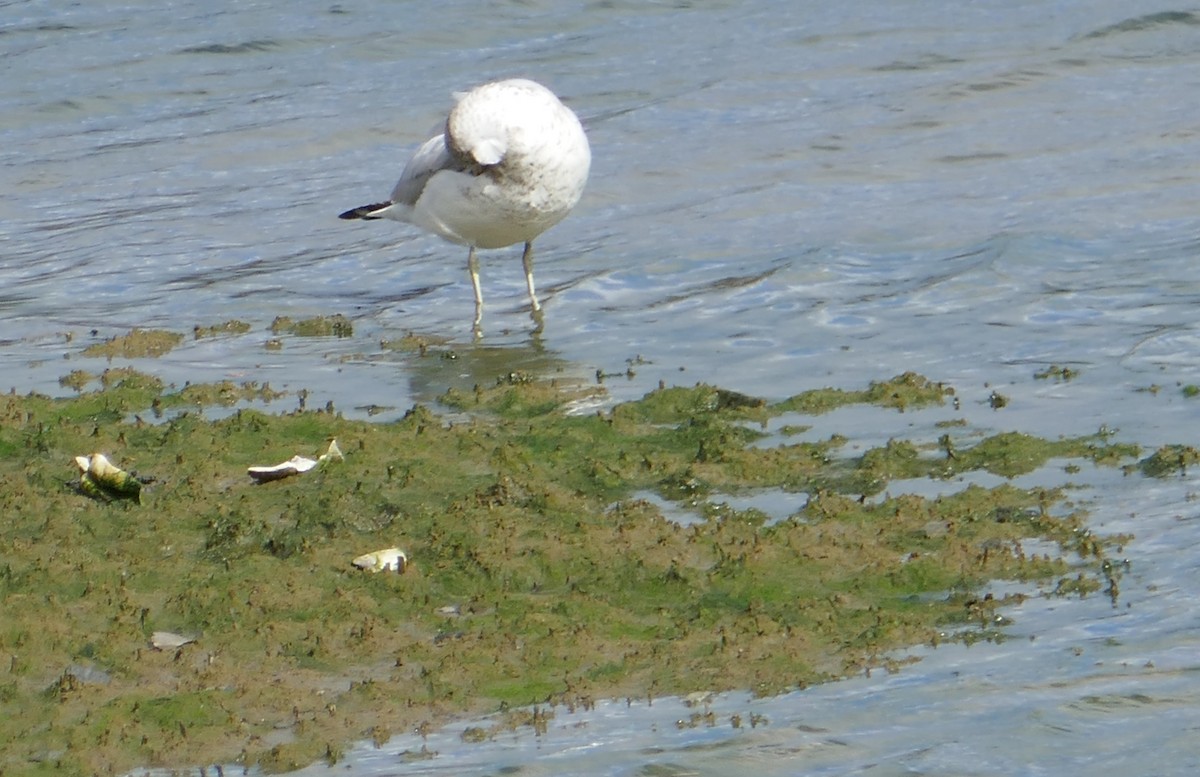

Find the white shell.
[
  {"left": 75, "top": 452, "right": 141, "bottom": 499},
  {"left": 86, "top": 453, "right": 122, "bottom": 478},
  {"left": 76, "top": 452, "right": 127, "bottom": 478},
  {"left": 352, "top": 547, "right": 407, "bottom": 573},
  {"left": 247, "top": 455, "right": 318, "bottom": 483},
  {"left": 320, "top": 438, "right": 344, "bottom": 462},
  {"left": 248, "top": 440, "right": 343, "bottom": 482},
  {"left": 150, "top": 631, "right": 195, "bottom": 650}
]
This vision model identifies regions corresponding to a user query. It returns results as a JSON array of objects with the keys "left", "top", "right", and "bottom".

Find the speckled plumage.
[{"left": 340, "top": 79, "right": 590, "bottom": 331}]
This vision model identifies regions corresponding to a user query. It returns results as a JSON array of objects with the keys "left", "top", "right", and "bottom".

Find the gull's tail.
[{"left": 338, "top": 201, "right": 392, "bottom": 220}]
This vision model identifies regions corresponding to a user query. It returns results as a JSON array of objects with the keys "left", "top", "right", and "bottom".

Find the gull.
[{"left": 339, "top": 78, "right": 591, "bottom": 333}]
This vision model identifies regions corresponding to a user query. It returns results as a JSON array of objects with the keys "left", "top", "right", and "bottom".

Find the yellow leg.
[{"left": 522, "top": 241, "right": 541, "bottom": 312}]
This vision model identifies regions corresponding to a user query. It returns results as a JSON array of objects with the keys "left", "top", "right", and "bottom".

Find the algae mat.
[{"left": 0, "top": 365, "right": 1161, "bottom": 775}]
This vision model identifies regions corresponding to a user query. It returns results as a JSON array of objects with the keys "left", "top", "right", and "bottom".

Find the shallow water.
[{"left": 5, "top": 0, "right": 1200, "bottom": 774}]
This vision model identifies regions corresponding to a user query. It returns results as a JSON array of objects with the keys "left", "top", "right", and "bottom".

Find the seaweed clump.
[{"left": 0, "top": 369, "right": 1145, "bottom": 775}]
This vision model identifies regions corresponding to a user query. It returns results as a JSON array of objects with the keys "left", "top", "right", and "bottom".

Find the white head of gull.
[{"left": 339, "top": 78, "right": 591, "bottom": 334}]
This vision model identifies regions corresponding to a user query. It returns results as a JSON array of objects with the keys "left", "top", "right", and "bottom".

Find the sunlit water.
[{"left": 5, "top": 0, "right": 1200, "bottom": 774}]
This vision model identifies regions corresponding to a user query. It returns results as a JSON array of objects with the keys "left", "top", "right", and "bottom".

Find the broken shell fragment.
[
  {"left": 150, "top": 631, "right": 196, "bottom": 650},
  {"left": 248, "top": 439, "right": 344, "bottom": 483},
  {"left": 247, "top": 455, "right": 319, "bottom": 483},
  {"left": 75, "top": 453, "right": 142, "bottom": 501},
  {"left": 352, "top": 547, "right": 407, "bottom": 573},
  {"left": 320, "top": 438, "right": 344, "bottom": 462}
]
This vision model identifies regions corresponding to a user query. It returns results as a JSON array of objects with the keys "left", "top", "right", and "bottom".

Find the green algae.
[
  {"left": 1034, "top": 364, "right": 1080, "bottom": 381},
  {"left": 58, "top": 370, "right": 94, "bottom": 393},
  {"left": 775, "top": 371, "right": 952, "bottom": 414},
  {"left": 379, "top": 332, "right": 453, "bottom": 355},
  {"left": 193, "top": 320, "right": 253, "bottom": 339},
  {"left": 174, "top": 379, "right": 286, "bottom": 408},
  {"left": 937, "top": 431, "right": 1139, "bottom": 479},
  {"left": 81, "top": 329, "right": 185, "bottom": 359},
  {"left": 1136, "top": 444, "right": 1200, "bottom": 477},
  {"left": 270, "top": 314, "right": 354, "bottom": 338},
  {"left": 0, "top": 368, "right": 1154, "bottom": 775}
]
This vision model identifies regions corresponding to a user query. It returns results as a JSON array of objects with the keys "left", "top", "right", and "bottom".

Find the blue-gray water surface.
[{"left": 4, "top": 1, "right": 1200, "bottom": 774}]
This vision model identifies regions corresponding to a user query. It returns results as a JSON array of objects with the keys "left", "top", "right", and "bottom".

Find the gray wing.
[{"left": 389, "top": 132, "right": 470, "bottom": 207}]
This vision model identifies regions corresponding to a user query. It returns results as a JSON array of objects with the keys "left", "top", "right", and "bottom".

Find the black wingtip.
[{"left": 338, "top": 201, "right": 391, "bottom": 220}]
